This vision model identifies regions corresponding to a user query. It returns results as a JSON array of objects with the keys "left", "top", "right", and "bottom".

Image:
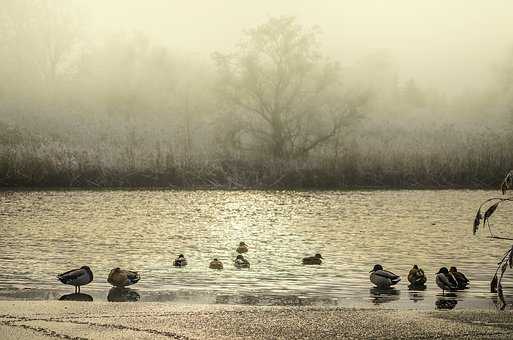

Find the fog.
[{"left": 1, "top": 0, "right": 512, "bottom": 187}]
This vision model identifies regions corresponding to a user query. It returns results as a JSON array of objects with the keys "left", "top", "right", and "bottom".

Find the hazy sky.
[{"left": 79, "top": 0, "right": 513, "bottom": 93}]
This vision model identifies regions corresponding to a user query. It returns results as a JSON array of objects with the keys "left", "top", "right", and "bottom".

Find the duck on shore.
[
  {"left": 302, "top": 254, "right": 323, "bottom": 265},
  {"left": 407, "top": 265, "right": 427, "bottom": 286},
  {"left": 107, "top": 268, "right": 140, "bottom": 287},
  {"left": 173, "top": 254, "right": 187, "bottom": 267},
  {"left": 435, "top": 267, "right": 458, "bottom": 294},
  {"left": 234, "top": 255, "right": 250, "bottom": 269},
  {"left": 209, "top": 258, "right": 223, "bottom": 270},
  {"left": 57, "top": 266, "right": 93, "bottom": 293},
  {"left": 236, "top": 242, "right": 248, "bottom": 254},
  {"left": 449, "top": 266, "right": 469, "bottom": 289},
  {"left": 369, "top": 264, "right": 401, "bottom": 289}
]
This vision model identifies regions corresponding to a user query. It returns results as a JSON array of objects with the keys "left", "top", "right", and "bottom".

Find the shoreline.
[{"left": 1, "top": 301, "right": 513, "bottom": 339}]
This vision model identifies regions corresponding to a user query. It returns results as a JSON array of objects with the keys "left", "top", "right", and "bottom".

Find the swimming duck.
[
  {"left": 369, "top": 264, "right": 401, "bottom": 289},
  {"left": 107, "top": 268, "right": 140, "bottom": 287},
  {"left": 407, "top": 265, "right": 427, "bottom": 286},
  {"left": 57, "top": 266, "right": 93, "bottom": 293},
  {"left": 173, "top": 254, "right": 187, "bottom": 267},
  {"left": 234, "top": 255, "right": 250, "bottom": 269},
  {"left": 209, "top": 258, "right": 223, "bottom": 270},
  {"left": 302, "top": 254, "right": 323, "bottom": 265},
  {"left": 236, "top": 242, "right": 248, "bottom": 254},
  {"left": 435, "top": 267, "right": 458, "bottom": 294},
  {"left": 449, "top": 266, "right": 469, "bottom": 289}
]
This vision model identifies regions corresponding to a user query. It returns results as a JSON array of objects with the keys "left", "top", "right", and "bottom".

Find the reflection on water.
[
  {"left": 435, "top": 294, "right": 458, "bottom": 310},
  {"left": 369, "top": 287, "right": 400, "bottom": 304},
  {"left": 107, "top": 287, "right": 141, "bottom": 302},
  {"left": 0, "top": 190, "right": 512, "bottom": 308},
  {"left": 215, "top": 294, "right": 338, "bottom": 306},
  {"left": 408, "top": 290, "right": 425, "bottom": 303},
  {"left": 59, "top": 293, "right": 93, "bottom": 302}
]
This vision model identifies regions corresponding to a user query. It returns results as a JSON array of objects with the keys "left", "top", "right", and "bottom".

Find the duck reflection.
[
  {"left": 435, "top": 294, "right": 458, "bottom": 310},
  {"left": 369, "top": 287, "right": 400, "bottom": 305},
  {"left": 107, "top": 287, "right": 140, "bottom": 302},
  {"left": 59, "top": 293, "right": 93, "bottom": 302}
]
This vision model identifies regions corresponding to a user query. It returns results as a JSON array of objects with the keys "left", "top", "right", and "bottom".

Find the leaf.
[
  {"left": 501, "top": 262, "right": 508, "bottom": 275},
  {"left": 491, "top": 274, "right": 498, "bottom": 293},
  {"left": 510, "top": 248, "right": 513, "bottom": 269},
  {"left": 498, "top": 283, "right": 506, "bottom": 310},
  {"left": 483, "top": 202, "right": 500, "bottom": 226},
  {"left": 473, "top": 209, "right": 481, "bottom": 235},
  {"left": 501, "top": 180, "right": 508, "bottom": 195}
]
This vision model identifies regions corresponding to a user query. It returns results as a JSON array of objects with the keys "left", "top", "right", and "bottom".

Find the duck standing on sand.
[
  {"left": 107, "top": 268, "right": 140, "bottom": 287},
  {"left": 407, "top": 265, "right": 427, "bottom": 286},
  {"left": 302, "top": 254, "right": 323, "bottom": 265},
  {"left": 173, "top": 254, "right": 187, "bottom": 267},
  {"left": 234, "top": 255, "right": 250, "bottom": 268},
  {"left": 435, "top": 267, "right": 458, "bottom": 294},
  {"left": 57, "top": 266, "right": 93, "bottom": 293},
  {"left": 369, "top": 264, "right": 401, "bottom": 289},
  {"left": 449, "top": 267, "right": 469, "bottom": 289},
  {"left": 209, "top": 258, "right": 223, "bottom": 270},
  {"left": 236, "top": 242, "right": 248, "bottom": 254}
]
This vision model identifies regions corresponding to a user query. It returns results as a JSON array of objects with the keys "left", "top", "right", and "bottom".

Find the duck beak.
[{"left": 369, "top": 270, "right": 373, "bottom": 273}]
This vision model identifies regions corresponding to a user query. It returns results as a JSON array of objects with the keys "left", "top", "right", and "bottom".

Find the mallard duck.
[
  {"left": 407, "top": 265, "right": 427, "bottom": 286},
  {"left": 435, "top": 267, "right": 458, "bottom": 294},
  {"left": 57, "top": 266, "right": 93, "bottom": 293},
  {"left": 107, "top": 268, "right": 140, "bottom": 287},
  {"left": 236, "top": 242, "right": 248, "bottom": 254},
  {"left": 449, "top": 266, "right": 469, "bottom": 289},
  {"left": 369, "top": 264, "right": 401, "bottom": 288},
  {"left": 209, "top": 258, "right": 223, "bottom": 270},
  {"left": 173, "top": 254, "right": 187, "bottom": 267},
  {"left": 234, "top": 255, "right": 250, "bottom": 268},
  {"left": 302, "top": 254, "right": 323, "bottom": 265}
]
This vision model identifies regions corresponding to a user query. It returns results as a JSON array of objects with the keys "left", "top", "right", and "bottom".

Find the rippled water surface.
[{"left": 1, "top": 190, "right": 513, "bottom": 310}]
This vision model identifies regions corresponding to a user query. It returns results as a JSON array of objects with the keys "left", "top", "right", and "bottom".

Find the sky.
[{"left": 78, "top": 0, "right": 513, "bottom": 93}]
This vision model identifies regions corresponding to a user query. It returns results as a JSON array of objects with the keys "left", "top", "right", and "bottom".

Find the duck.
[
  {"left": 369, "top": 264, "right": 401, "bottom": 289},
  {"left": 209, "top": 258, "right": 223, "bottom": 270},
  {"left": 57, "top": 266, "right": 93, "bottom": 293},
  {"left": 302, "top": 254, "right": 323, "bottom": 265},
  {"left": 435, "top": 267, "right": 458, "bottom": 294},
  {"left": 173, "top": 254, "right": 187, "bottom": 267},
  {"left": 107, "top": 268, "right": 140, "bottom": 287},
  {"left": 407, "top": 265, "right": 427, "bottom": 286},
  {"left": 234, "top": 255, "right": 250, "bottom": 269},
  {"left": 449, "top": 266, "right": 469, "bottom": 289},
  {"left": 236, "top": 242, "right": 248, "bottom": 254}
]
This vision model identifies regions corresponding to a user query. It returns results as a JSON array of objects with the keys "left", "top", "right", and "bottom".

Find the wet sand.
[{"left": 1, "top": 301, "right": 513, "bottom": 339}]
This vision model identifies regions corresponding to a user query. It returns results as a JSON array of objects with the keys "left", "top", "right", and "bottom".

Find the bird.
[
  {"left": 173, "top": 254, "right": 187, "bottom": 267},
  {"left": 107, "top": 268, "right": 140, "bottom": 287},
  {"left": 435, "top": 267, "right": 458, "bottom": 295},
  {"left": 236, "top": 242, "right": 248, "bottom": 254},
  {"left": 302, "top": 254, "right": 323, "bottom": 265},
  {"left": 449, "top": 266, "right": 469, "bottom": 289},
  {"left": 209, "top": 258, "right": 223, "bottom": 270},
  {"left": 407, "top": 264, "right": 427, "bottom": 286},
  {"left": 57, "top": 266, "right": 93, "bottom": 293},
  {"left": 369, "top": 264, "right": 401, "bottom": 289},
  {"left": 234, "top": 255, "right": 250, "bottom": 268}
]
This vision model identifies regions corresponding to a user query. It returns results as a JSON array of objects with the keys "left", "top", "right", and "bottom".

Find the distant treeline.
[{"left": 1, "top": 2, "right": 512, "bottom": 189}]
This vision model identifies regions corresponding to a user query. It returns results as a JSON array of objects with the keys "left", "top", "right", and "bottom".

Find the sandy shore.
[{"left": 1, "top": 301, "right": 513, "bottom": 339}]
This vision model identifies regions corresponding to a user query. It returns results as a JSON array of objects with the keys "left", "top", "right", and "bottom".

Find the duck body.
[
  {"left": 407, "top": 265, "right": 427, "bottom": 286},
  {"left": 236, "top": 242, "right": 248, "bottom": 254},
  {"left": 234, "top": 255, "right": 250, "bottom": 269},
  {"left": 435, "top": 267, "right": 458, "bottom": 293},
  {"left": 57, "top": 266, "right": 93, "bottom": 293},
  {"left": 108, "top": 268, "right": 140, "bottom": 287},
  {"left": 369, "top": 264, "right": 400, "bottom": 289},
  {"left": 302, "top": 254, "right": 323, "bottom": 265},
  {"left": 449, "top": 267, "right": 469, "bottom": 289},
  {"left": 173, "top": 255, "right": 187, "bottom": 267},
  {"left": 209, "top": 259, "right": 223, "bottom": 270}
]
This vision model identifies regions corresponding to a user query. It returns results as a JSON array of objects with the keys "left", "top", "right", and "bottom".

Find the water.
[{"left": 1, "top": 189, "right": 512, "bottom": 310}]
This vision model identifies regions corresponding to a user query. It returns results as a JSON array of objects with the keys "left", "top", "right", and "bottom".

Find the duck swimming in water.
[
  {"left": 107, "top": 268, "right": 140, "bottom": 287},
  {"left": 302, "top": 254, "right": 323, "bottom": 265},
  {"left": 407, "top": 265, "right": 427, "bottom": 286},
  {"left": 236, "top": 242, "right": 248, "bottom": 254},
  {"left": 369, "top": 264, "right": 401, "bottom": 289},
  {"left": 234, "top": 255, "right": 250, "bottom": 269},
  {"left": 209, "top": 258, "right": 223, "bottom": 270},
  {"left": 435, "top": 267, "right": 458, "bottom": 294},
  {"left": 449, "top": 266, "right": 469, "bottom": 289},
  {"left": 57, "top": 266, "right": 93, "bottom": 293},
  {"left": 173, "top": 254, "right": 187, "bottom": 267}
]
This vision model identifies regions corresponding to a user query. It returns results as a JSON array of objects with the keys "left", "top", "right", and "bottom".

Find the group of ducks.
[{"left": 369, "top": 264, "right": 470, "bottom": 294}]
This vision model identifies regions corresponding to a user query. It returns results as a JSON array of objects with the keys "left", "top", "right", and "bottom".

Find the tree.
[{"left": 213, "top": 17, "right": 364, "bottom": 159}]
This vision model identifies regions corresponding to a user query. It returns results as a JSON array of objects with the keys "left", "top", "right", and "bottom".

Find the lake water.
[{"left": 1, "top": 189, "right": 512, "bottom": 310}]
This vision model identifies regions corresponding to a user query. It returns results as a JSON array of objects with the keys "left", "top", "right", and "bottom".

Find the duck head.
[
  {"left": 239, "top": 242, "right": 246, "bottom": 246},
  {"left": 370, "top": 264, "right": 383, "bottom": 273},
  {"left": 437, "top": 267, "right": 449, "bottom": 274},
  {"left": 412, "top": 264, "right": 419, "bottom": 270},
  {"left": 178, "top": 254, "right": 184, "bottom": 259},
  {"left": 449, "top": 266, "right": 457, "bottom": 273},
  {"left": 236, "top": 255, "right": 244, "bottom": 260},
  {"left": 314, "top": 254, "right": 323, "bottom": 259},
  {"left": 213, "top": 258, "right": 218, "bottom": 261}
]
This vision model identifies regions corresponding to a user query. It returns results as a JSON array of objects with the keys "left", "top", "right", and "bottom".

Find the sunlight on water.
[{"left": 0, "top": 190, "right": 512, "bottom": 309}]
